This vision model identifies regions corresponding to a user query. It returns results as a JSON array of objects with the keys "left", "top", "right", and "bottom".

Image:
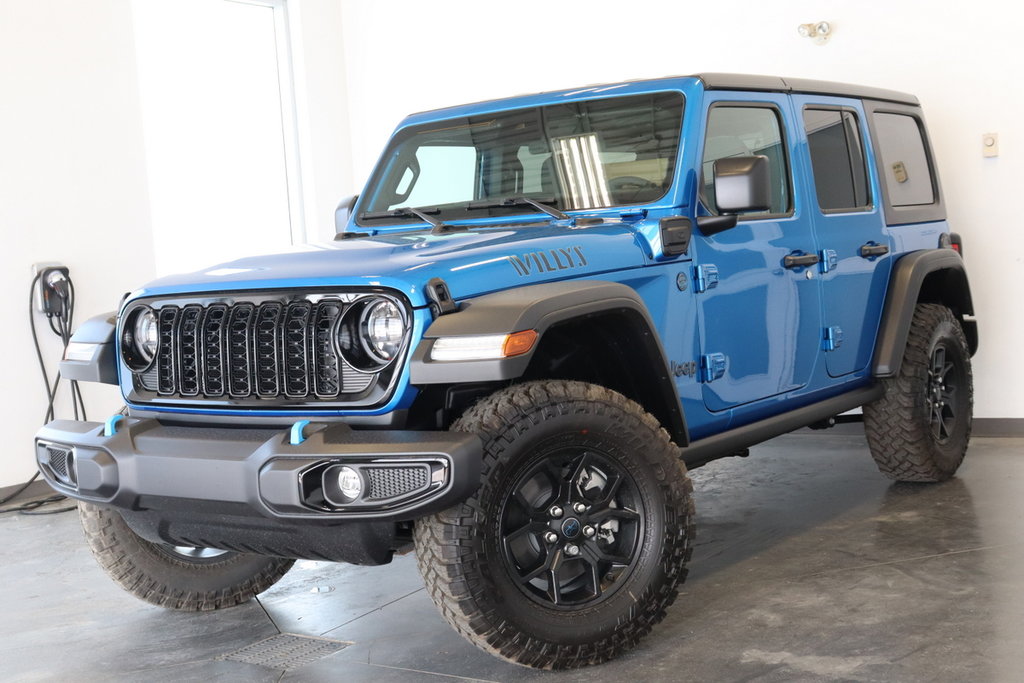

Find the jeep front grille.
[{"left": 126, "top": 291, "right": 408, "bottom": 409}]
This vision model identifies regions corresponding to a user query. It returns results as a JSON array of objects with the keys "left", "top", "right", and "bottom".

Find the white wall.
[
  {"left": 0, "top": 0, "right": 352, "bottom": 489},
  {"left": 338, "top": 0, "right": 1023, "bottom": 420},
  {"left": 0, "top": 0, "right": 157, "bottom": 488},
  {"left": 291, "top": 0, "right": 355, "bottom": 242}
]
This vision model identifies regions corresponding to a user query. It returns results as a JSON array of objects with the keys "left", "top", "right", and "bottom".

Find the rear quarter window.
[{"left": 872, "top": 112, "right": 935, "bottom": 206}]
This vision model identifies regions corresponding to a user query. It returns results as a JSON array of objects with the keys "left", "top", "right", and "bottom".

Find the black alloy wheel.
[
  {"left": 926, "top": 343, "right": 961, "bottom": 444},
  {"left": 500, "top": 448, "right": 644, "bottom": 608}
]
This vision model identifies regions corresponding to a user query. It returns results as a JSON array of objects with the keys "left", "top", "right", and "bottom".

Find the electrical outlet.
[{"left": 31, "top": 262, "right": 69, "bottom": 314}]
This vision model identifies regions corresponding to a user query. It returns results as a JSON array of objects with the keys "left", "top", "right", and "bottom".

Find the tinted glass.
[
  {"left": 803, "top": 109, "right": 870, "bottom": 211},
  {"left": 358, "top": 92, "right": 684, "bottom": 224},
  {"left": 873, "top": 112, "right": 935, "bottom": 206},
  {"left": 702, "top": 106, "right": 790, "bottom": 216}
]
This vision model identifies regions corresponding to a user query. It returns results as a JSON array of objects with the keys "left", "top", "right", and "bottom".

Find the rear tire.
[
  {"left": 79, "top": 502, "right": 294, "bottom": 611},
  {"left": 414, "top": 380, "right": 694, "bottom": 669},
  {"left": 864, "top": 303, "right": 973, "bottom": 482}
]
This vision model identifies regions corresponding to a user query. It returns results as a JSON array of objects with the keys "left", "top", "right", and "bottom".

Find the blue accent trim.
[
  {"left": 103, "top": 414, "right": 124, "bottom": 437},
  {"left": 289, "top": 420, "right": 312, "bottom": 445}
]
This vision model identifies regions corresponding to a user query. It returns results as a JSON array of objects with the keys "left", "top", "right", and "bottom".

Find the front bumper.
[{"left": 34, "top": 418, "right": 481, "bottom": 564}]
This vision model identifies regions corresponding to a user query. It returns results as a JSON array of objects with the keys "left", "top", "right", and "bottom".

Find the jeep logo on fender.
[{"left": 508, "top": 246, "right": 588, "bottom": 277}]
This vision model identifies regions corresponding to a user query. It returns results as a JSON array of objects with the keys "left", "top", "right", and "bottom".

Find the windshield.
[{"left": 357, "top": 91, "right": 684, "bottom": 225}]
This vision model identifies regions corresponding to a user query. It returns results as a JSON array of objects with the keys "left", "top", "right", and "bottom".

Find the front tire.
[
  {"left": 414, "top": 381, "right": 694, "bottom": 669},
  {"left": 79, "top": 502, "right": 294, "bottom": 611},
  {"left": 864, "top": 303, "right": 973, "bottom": 482}
]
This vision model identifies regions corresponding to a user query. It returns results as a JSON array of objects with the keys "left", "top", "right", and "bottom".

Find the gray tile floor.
[{"left": 3, "top": 432, "right": 1023, "bottom": 682}]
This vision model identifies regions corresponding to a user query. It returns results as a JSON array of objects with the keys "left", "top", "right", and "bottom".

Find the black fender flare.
[
  {"left": 873, "top": 249, "right": 976, "bottom": 377},
  {"left": 409, "top": 280, "right": 688, "bottom": 445}
]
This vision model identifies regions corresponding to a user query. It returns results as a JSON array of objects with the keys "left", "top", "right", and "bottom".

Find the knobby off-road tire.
[
  {"left": 864, "top": 303, "right": 973, "bottom": 482},
  {"left": 79, "top": 502, "right": 294, "bottom": 611},
  {"left": 414, "top": 380, "right": 695, "bottom": 669}
]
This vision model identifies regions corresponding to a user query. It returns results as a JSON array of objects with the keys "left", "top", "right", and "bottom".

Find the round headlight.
[
  {"left": 121, "top": 306, "right": 158, "bottom": 371},
  {"left": 361, "top": 300, "right": 405, "bottom": 364},
  {"left": 335, "top": 296, "right": 408, "bottom": 373},
  {"left": 134, "top": 309, "right": 159, "bottom": 362}
]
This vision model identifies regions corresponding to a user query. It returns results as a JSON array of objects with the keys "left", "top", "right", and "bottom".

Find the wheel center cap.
[{"left": 561, "top": 517, "right": 581, "bottom": 538}]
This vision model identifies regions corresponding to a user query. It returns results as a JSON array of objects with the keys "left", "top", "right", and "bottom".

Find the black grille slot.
[
  {"left": 177, "top": 305, "right": 202, "bottom": 396},
  {"left": 128, "top": 293, "right": 401, "bottom": 406},
  {"left": 227, "top": 304, "right": 255, "bottom": 397},
  {"left": 283, "top": 301, "right": 312, "bottom": 399},
  {"left": 364, "top": 466, "right": 429, "bottom": 501},
  {"left": 157, "top": 307, "right": 179, "bottom": 395},
  {"left": 202, "top": 304, "right": 228, "bottom": 396},
  {"left": 255, "top": 303, "right": 282, "bottom": 397},
  {"left": 312, "top": 299, "right": 343, "bottom": 398}
]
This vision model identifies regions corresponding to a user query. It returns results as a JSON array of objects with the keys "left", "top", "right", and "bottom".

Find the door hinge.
[
  {"left": 694, "top": 264, "right": 720, "bottom": 294},
  {"left": 822, "top": 326, "right": 844, "bottom": 351},
  {"left": 699, "top": 352, "right": 727, "bottom": 383},
  {"left": 820, "top": 249, "right": 838, "bottom": 274}
]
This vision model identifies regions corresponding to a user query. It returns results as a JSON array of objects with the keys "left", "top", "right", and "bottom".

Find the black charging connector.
[{"left": 39, "top": 266, "right": 70, "bottom": 316}]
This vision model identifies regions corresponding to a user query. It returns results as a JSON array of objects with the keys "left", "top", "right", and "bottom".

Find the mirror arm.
[
  {"left": 697, "top": 214, "right": 738, "bottom": 236},
  {"left": 334, "top": 194, "right": 360, "bottom": 237}
]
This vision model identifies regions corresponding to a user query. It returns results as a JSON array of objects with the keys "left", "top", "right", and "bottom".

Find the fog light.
[{"left": 337, "top": 466, "right": 362, "bottom": 502}]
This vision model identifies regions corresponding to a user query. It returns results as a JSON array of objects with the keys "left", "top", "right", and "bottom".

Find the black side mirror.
[
  {"left": 714, "top": 155, "right": 771, "bottom": 214},
  {"left": 334, "top": 195, "right": 358, "bottom": 235}
]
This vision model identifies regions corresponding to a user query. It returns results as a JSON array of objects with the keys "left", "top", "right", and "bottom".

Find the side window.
[
  {"left": 872, "top": 113, "right": 935, "bottom": 206},
  {"left": 390, "top": 145, "right": 477, "bottom": 209},
  {"left": 702, "top": 105, "right": 790, "bottom": 216},
  {"left": 803, "top": 109, "right": 870, "bottom": 211}
]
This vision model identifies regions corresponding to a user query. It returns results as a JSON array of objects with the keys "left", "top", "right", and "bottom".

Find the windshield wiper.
[
  {"left": 466, "top": 196, "right": 569, "bottom": 221},
  {"left": 360, "top": 205, "right": 461, "bottom": 235}
]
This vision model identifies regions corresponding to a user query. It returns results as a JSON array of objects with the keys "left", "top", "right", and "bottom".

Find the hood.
[{"left": 130, "top": 221, "right": 653, "bottom": 307}]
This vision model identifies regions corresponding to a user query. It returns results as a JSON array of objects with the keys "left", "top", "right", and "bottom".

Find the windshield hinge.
[{"left": 619, "top": 209, "right": 648, "bottom": 222}]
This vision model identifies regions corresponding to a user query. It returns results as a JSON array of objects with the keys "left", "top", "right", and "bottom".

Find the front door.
[{"left": 693, "top": 94, "right": 822, "bottom": 412}]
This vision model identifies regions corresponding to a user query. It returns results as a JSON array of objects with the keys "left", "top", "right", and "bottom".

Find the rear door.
[
  {"left": 693, "top": 93, "right": 822, "bottom": 412},
  {"left": 793, "top": 96, "right": 892, "bottom": 377}
]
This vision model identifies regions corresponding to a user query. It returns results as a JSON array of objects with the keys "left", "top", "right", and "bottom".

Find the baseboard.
[
  {"left": 0, "top": 478, "right": 52, "bottom": 504},
  {"left": 973, "top": 418, "right": 1024, "bottom": 437}
]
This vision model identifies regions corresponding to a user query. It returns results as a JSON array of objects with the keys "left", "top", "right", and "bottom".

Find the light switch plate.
[{"left": 983, "top": 133, "right": 999, "bottom": 158}]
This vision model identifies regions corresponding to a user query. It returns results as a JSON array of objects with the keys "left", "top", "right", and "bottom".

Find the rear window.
[{"left": 872, "top": 112, "right": 935, "bottom": 206}]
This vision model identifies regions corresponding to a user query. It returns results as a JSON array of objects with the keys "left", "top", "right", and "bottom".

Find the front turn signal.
[{"left": 502, "top": 330, "right": 538, "bottom": 357}]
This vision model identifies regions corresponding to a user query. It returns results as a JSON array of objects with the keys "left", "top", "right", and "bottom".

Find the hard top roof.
[
  {"left": 408, "top": 73, "right": 918, "bottom": 121},
  {"left": 694, "top": 73, "right": 918, "bottom": 106}
]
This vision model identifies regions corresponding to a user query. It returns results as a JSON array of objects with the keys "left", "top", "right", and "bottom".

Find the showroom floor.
[{"left": 3, "top": 431, "right": 1022, "bottom": 682}]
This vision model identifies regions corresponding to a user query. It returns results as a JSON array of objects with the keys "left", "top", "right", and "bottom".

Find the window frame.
[
  {"left": 698, "top": 101, "right": 795, "bottom": 222},
  {"left": 863, "top": 99, "right": 946, "bottom": 226},
  {"left": 801, "top": 104, "right": 874, "bottom": 215}
]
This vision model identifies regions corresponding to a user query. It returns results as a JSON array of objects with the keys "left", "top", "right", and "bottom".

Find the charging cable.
[{"left": 1, "top": 270, "right": 85, "bottom": 514}]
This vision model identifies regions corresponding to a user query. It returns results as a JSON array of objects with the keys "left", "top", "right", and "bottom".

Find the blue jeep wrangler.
[{"left": 36, "top": 74, "right": 976, "bottom": 669}]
